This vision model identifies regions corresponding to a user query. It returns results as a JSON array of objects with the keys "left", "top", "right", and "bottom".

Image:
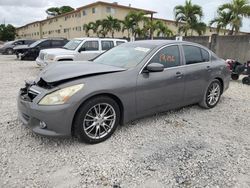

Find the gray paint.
[{"left": 17, "top": 40, "right": 230, "bottom": 137}]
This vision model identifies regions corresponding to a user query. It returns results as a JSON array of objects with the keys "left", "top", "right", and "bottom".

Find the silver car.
[{"left": 18, "top": 40, "right": 230, "bottom": 144}]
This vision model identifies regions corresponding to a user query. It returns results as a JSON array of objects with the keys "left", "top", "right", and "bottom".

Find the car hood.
[
  {"left": 38, "top": 61, "right": 126, "bottom": 84},
  {"left": 41, "top": 48, "right": 76, "bottom": 56},
  {"left": 13, "top": 45, "right": 29, "bottom": 50}
]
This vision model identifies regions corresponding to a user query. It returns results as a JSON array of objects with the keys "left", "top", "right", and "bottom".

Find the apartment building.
[{"left": 16, "top": 1, "right": 231, "bottom": 40}]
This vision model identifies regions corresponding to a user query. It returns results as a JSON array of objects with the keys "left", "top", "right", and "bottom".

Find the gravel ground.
[{"left": 0, "top": 55, "right": 250, "bottom": 188}]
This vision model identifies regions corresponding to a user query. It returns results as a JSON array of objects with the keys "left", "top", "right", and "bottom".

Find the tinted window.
[
  {"left": 51, "top": 40, "right": 63, "bottom": 47},
  {"left": 101, "top": 41, "right": 114, "bottom": 50},
  {"left": 183, "top": 45, "right": 203, "bottom": 65},
  {"left": 116, "top": 41, "right": 125, "bottom": 46},
  {"left": 201, "top": 49, "right": 210, "bottom": 62},
  {"left": 149, "top": 45, "right": 180, "bottom": 68},
  {"left": 81, "top": 41, "right": 99, "bottom": 51},
  {"left": 39, "top": 41, "right": 51, "bottom": 48}
]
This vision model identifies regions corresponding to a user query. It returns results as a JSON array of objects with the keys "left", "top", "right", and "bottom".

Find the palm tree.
[
  {"left": 123, "top": 11, "right": 149, "bottom": 39},
  {"left": 219, "top": 0, "right": 250, "bottom": 35},
  {"left": 102, "top": 16, "right": 121, "bottom": 38},
  {"left": 174, "top": 0, "right": 205, "bottom": 36},
  {"left": 209, "top": 11, "right": 232, "bottom": 35},
  {"left": 156, "top": 21, "right": 173, "bottom": 37},
  {"left": 83, "top": 23, "right": 92, "bottom": 37}
]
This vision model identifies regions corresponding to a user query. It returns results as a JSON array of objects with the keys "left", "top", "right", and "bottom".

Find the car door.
[
  {"left": 100, "top": 40, "right": 114, "bottom": 53},
  {"left": 136, "top": 45, "right": 185, "bottom": 115},
  {"left": 75, "top": 40, "right": 100, "bottom": 61},
  {"left": 181, "top": 45, "right": 212, "bottom": 104}
]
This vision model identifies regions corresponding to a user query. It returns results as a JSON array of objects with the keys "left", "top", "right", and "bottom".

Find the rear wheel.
[
  {"left": 242, "top": 77, "right": 250, "bottom": 85},
  {"left": 199, "top": 80, "right": 222, "bottom": 109},
  {"left": 74, "top": 96, "right": 120, "bottom": 144},
  {"left": 231, "top": 73, "right": 239, "bottom": 80}
]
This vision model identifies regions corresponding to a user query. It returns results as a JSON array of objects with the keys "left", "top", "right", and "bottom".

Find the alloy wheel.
[
  {"left": 207, "top": 82, "right": 221, "bottom": 106},
  {"left": 83, "top": 103, "right": 116, "bottom": 140}
]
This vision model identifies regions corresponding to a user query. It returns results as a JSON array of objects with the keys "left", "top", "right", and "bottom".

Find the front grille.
[{"left": 28, "top": 89, "right": 39, "bottom": 101}]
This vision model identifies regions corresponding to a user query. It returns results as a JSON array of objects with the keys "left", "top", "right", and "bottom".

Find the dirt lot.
[{"left": 0, "top": 55, "right": 250, "bottom": 188}]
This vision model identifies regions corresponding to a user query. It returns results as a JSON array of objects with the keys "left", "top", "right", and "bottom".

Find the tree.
[
  {"left": 174, "top": 0, "right": 206, "bottom": 36},
  {"left": 101, "top": 16, "right": 121, "bottom": 38},
  {"left": 46, "top": 6, "right": 74, "bottom": 16},
  {"left": 209, "top": 11, "right": 233, "bottom": 34},
  {"left": 122, "top": 11, "right": 149, "bottom": 39},
  {"left": 219, "top": 0, "right": 250, "bottom": 35},
  {"left": 144, "top": 20, "right": 173, "bottom": 38},
  {"left": 0, "top": 24, "right": 16, "bottom": 41}
]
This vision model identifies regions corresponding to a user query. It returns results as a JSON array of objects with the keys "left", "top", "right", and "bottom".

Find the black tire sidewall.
[
  {"left": 242, "top": 77, "right": 250, "bottom": 85},
  {"left": 231, "top": 74, "right": 239, "bottom": 80},
  {"left": 205, "top": 80, "right": 222, "bottom": 108},
  {"left": 74, "top": 96, "right": 120, "bottom": 144}
]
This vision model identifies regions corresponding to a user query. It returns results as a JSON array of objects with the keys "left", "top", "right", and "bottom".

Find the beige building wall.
[{"left": 16, "top": 1, "right": 247, "bottom": 40}]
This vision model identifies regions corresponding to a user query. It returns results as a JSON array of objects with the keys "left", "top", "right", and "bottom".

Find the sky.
[{"left": 0, "top": 0, "right": 250, "bottom": 32}]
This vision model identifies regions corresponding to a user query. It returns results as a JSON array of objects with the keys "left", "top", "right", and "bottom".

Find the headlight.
[
  {"left": 44, "top": 54, "right": 55, "bottom": 61},
  {"left": 39, "top": 84, "right": 84, "bottom": 105}
]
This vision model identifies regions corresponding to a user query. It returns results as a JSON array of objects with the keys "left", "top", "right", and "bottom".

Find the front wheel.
[
  {"left": 6, "top": 48, "right": 14, "bottom": 55},
  {"left": 74, "top": 96, "right": 120, "bottom": 144},
  {"left": 199, "top": 80, "right": 222, "bottom": 109}
]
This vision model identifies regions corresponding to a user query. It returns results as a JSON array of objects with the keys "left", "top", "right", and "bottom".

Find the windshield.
[
  {"left": 29, "top": 40, "right": 43, "bottom": 48},
  {"left": 93, "top": 44, "right": 153, "bottom": 68},
  {"left": 63, "top": 39, "right": 83, "bottom": 50}
]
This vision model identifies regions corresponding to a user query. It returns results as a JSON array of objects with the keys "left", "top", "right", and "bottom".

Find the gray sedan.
[{"left": 18, "top": 40, "right": 230, "bottom": 144}]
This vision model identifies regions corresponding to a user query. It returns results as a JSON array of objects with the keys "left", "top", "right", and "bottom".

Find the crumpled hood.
[
  {"left": 38, "top": 61, "right": 126, "bottom": 84},
  {"left": 41, "top": 48, "right": 76, "bottom": 56}
]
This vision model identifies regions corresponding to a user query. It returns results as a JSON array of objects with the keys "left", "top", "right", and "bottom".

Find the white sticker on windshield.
[{"left": 135, "top": 47, "right": 150, "bottom": 53}]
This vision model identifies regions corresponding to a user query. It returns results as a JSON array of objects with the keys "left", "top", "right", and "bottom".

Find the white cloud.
[{"left": 0, "top": 0, "right": 249, "bottom": 32}]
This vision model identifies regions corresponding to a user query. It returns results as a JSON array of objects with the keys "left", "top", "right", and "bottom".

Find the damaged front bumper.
[{"left": 17, "top": 81, "right": 74, "bottom": 137}]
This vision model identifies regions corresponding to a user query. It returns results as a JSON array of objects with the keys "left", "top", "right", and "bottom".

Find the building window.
[
  {"left": 106, "top": 7, "right": 115, "bottom": 14},
  {"left": 92, "top": 7, "right": 96, "bottom": 14},
  {"left": 83, "top": 10, "right": 87, "bottom": 16}
]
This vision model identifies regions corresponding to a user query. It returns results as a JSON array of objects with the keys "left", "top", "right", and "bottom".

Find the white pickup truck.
[{"left": 36, "top": 38, "right": 127, "bottom": 66}]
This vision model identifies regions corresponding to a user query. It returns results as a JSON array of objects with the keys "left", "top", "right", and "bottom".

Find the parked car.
[
  {"left": 18, "top": 40, "right": 230, "bottom": 144},
  {"left": 0, "top": 39, "right": 35, "bottom": 55},
  {"left": 14, "top": 38, "right": 68, "bottom": 60},
  {"left": 36, "top": 38, "right": 127, "bottom": 66}
]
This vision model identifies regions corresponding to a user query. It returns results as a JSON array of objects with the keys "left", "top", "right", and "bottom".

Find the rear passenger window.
[
  {"left": 183, "top": 45, "right": 203, "bottom": 65},
  {"left": 81, "top": 41, "right": 99, "bottom": 51},
  {"left": 116, "top": 41, "right": 125, "bottom": 46},
  {"left": 201, "top": 49, "right": 210, "bottom": 62},
  {"left": 101, "top": 41, "right": 114, "bottom": 50},
  {"left": 51, "top": 40, "right": 63, "bottom": 47},
  {"left": 39, "top": 41, "right": 51, "bottom": 48},
  {"left": 149, "top": 45, "right": 180, "bottom": 68}
]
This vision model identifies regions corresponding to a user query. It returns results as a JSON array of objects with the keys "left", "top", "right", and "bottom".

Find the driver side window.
[
  {"left": 149, "top": 45, "right": 180, "bottom": 68},
  {"left": 80, "top": 41, "right": 99, "bottom": 51}
]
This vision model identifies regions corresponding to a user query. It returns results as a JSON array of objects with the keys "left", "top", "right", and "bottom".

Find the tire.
[
  {"left": 6, "top": 48, "right": 14, "bottom": 55},
  {"left": 74, "top": 96, "right": 120, "bottom": 144},
  {"left": 242, "top": 77, "right": 250, "bottom": 85},
  {"left": 231, "top": 73, "right": 239, "bottom": 80},
  {"left": 199, "top": 79, "right": 222, "bottom": 109}
]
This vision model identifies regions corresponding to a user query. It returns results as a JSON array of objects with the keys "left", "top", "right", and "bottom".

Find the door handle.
[{"left": 176, "top": 72, "right": 183, "bottom": 79}]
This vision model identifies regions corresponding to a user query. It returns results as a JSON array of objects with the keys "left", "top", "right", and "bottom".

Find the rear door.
[
  {"left": 136, "top": 45, "right": 186, "bottom": 115},
  {"left": 181, "top": 45, "right": 211, "bottom": 103}
]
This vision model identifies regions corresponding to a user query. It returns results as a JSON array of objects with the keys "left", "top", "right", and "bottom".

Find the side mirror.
[
  {"left": 146, "top": 63, "right": 164, "bottom": 72},
  {"left": 79, "top": 47, "right": 86, "bottom": 52}
]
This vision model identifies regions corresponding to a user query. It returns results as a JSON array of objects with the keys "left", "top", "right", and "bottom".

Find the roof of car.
[
  {"left": 73, "top": 37, "right": 127, "bottom": 41},
  {"left": 124, "top": 40, "right": 207, "bottom": 49}
]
